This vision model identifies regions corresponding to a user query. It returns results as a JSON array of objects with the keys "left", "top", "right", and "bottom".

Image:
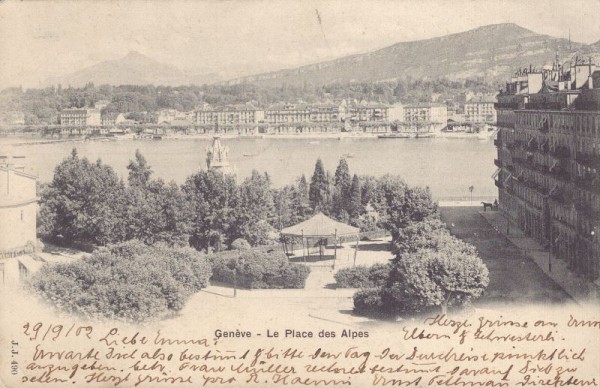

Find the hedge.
[
  {"left": 334, "top": 263, "right": 390, "bottom": 288},
  {"left": 353, "top": 288, "right": 387, "bottom": 313},
  {"left": 209, "top": 248, "right": 310, "bottom": 289},
  {"left": 29, "top": 240, "right": 211, "bottom": 322}
]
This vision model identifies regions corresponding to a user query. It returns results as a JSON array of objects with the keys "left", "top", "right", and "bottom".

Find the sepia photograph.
[{"left": 0, "top": 1, "right": 598, "bottom": 387}]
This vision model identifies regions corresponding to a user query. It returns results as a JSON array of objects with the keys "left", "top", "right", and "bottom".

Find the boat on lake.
[
  {"left": 415, "top": 132, "right": 436, "bottom": 138},
  {"left": 377, "top": 133, "right": 412, "bottom": 139}
]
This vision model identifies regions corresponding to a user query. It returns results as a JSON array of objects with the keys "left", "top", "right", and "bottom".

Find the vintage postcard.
[{"left": 0, "top": 0, "right": 598, "bottom": 387}]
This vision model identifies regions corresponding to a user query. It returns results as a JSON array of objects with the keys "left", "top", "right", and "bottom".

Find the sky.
[{"left": 1, "top": 0, "right": 599, "bottom": 88}]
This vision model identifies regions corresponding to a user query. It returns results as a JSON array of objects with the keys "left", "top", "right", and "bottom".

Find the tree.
[
  {"left": 309, "top": 158, "right": 329, "bottom": 212},
  {"left": 274, "top": 184, "right": 310, "bottom": 229},
  {"left": 332, "top": 158, "right": 353, "bottom": 218},
  {"left": 30, "top": 240, "right": 211, "bottom": 322},
  {"left": 39, "top": 149, "right": 127, "bottom": 246},
  {"left": 298, "top": 174, "right": 309, "bottom": 202},
  {"left": 391, "top": 218, "right": 446, "bottom": 258},
  {"left": 122, "top": 151, "right": 192, "bottom": 246},
  {"left": 385, "top": 223, "right": 487, "bottom": 314},
  {"left": 334, "top": 158, "right": 352, "bottom": 193},
  {"left": 236, "top": 170, "right": 276, "bottom": 246},
  {"left": 347, "top": 174, "right": 362, "bottom": 222},
  {"left": 360, "top": 176, "right": 376, "bottom": 206},
  {"left": 372, "top": 175, "right": 438, "bottom": 241},
  {"left": 127, "top": 149, "right": 153, "bottom": 187},
  {"left": 385, "top": 236, "right": 489, "bottom": 314},
  {"left": 182, "top": 170, "right": 240, "bottom": 252},
  {"left": 124, "top": 179, "right": 192, "bottom": 247}
]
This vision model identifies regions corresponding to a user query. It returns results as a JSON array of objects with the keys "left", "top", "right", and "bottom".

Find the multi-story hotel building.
[
  {"left": 309, "top": 104, "right": 341, "bottom": 122},
  {"left": 59, "top": 108, "right": 101, "bottom": 126},
  {"left": 265, "top": 103, "right": 310, "bottom": 124},
  {"left": 402, "top": 102, "right": 448, "bottom": 132},
  {"left": 465, "top": 95, "right": 497, "bottom": 124},
  {"left": 494, "top": 60, "right": 600, "bottom": 281},
  {"left": 195, "top": 105, "right": 265, "bottom": 125},
  {"left": 345, "top": 102, "right": 389, "bottom": 123}
]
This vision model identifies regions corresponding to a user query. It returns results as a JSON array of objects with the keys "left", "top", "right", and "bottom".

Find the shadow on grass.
[
  {"left": 350, "top": 242, "right": 391, "bottom": 252},
  {"left": 289, "top": 255, "right": 335, "bottom": 263},
  {"left": 42, "top": 243, "right": 83, "bottom": 256}
]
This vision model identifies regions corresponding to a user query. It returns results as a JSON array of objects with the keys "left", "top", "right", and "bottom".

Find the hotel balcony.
[
  {"left": 537, "top": 121, "right": 549, "bottom": 133},
  {"left": 495, "top": 102, "right": 520, "bottom": 110},
  {"left": 575, "top": 175, "right": 600, "bottom": 194},
  {"left": 549, "top": 145, "right": 571, "bottom": 160},
  {"left": 513, "top": 157, "right": 549, "bottom": 174},
  {"left": 574, "top": 201, "right": 600, "bottom": 223},
  {"left": 521, "top": 179, "right": 550, "bottom": 196},
  {"left": 525, "top": 102, "right": 564, "bottom": 111},
  {"left": 550, "top": 167, "right": 571, "bottom": 183},
  {"left": 506, "top": 142, "right": 518, "bottom": 150},
  {"left": 526, "top": 143, "right": 539, "bottom": 153},
  {"left": 575, "top": 153, "right": 600, "bottom": 170}
]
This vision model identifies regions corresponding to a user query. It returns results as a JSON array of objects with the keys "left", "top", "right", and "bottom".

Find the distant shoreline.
[{"left": 1, "top": 131, "right": 494, "bottom": 146}]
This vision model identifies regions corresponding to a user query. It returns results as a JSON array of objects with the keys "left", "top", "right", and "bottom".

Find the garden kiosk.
[{"left": 280, "top": 212, "right": 360, "bottom": 268}]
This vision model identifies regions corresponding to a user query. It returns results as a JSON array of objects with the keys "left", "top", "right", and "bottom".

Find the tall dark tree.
[
  {"left": 347, "top": 174, "right": 362, "bottom": 221},
  {"left": 360, "top": 176, "right": 376, "bottom": 206},
  {"left": 308, "top": 158, "right": 329, "bottom": 212},
  {"left": 334, "top": 158, "right": 352, "bottom": 192},
  {"left": 298, "top": 174, "right": 309, "bottom": 202},
  {"left": 332, "top": 158, "right": 353, "bottom": 218}
]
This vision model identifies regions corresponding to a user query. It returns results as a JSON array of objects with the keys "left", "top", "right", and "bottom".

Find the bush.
[
  {"left": 209, "top": 248, "right": 310, "bottom": 289},
  {"left": 230, "top": 238, "right": 251, "bottom": 251},
  {"left": 353, "top": 288, "right": 387, "bottom": 313},
  {"left": 334, "top": 263, "right": 390, "bottom": 288},
  {"left": 29, "top": 240, "right": 211, "bottom": 322},
  {"left": 385, "top": 241, "right": 489, "bottom": 314}
]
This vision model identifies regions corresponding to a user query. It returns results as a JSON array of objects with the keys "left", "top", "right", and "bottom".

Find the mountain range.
[{"left": 46, "top": 24, "right": 600, "bottom": 88}]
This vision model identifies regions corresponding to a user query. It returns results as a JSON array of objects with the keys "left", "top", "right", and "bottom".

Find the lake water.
[{"left": 4, "top": 137, "right": 497, "bottom": 200}]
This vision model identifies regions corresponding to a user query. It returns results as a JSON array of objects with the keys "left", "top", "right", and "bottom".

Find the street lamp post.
[
  {"left": 233, "top": 268, "right": 237, "bottom": 298},
  {"left": 548, "top": 242, "right": 552, "bottom": 273}
]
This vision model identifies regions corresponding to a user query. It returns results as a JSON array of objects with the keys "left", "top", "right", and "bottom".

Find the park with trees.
[{"left": 31, "top": 149, "right": 489, "bottom": 322}]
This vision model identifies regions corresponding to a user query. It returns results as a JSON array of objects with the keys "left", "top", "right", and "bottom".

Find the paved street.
[{"left": 440, "top": 206, "right": 573, "bottom": 306}]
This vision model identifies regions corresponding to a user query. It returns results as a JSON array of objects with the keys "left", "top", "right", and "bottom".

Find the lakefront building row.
[
  {"left": 494, "top": 58, "right": 600, "bottom": 281},
  {"left": 54, "top": 97, "right": 495, "bottom": 135}
]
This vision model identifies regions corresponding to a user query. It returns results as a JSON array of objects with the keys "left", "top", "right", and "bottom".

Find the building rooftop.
[
  {"left": 403, "top": 102, "right": 447, "bottom": 108},
  {"left": 467, "top": 95, "right": 497, "bottom": 104}
]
